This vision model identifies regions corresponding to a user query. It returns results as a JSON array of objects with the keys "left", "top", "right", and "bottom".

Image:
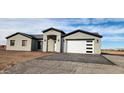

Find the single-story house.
[{"left": 6, "top": 27, "right": 102, "bottom": 54}]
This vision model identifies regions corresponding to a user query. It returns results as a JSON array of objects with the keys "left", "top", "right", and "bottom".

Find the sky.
[{"left": 0, "top": 18, "right": 124, "bottom": 49}]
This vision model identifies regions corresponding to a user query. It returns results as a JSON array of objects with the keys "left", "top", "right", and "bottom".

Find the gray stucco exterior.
[
  {"left": 63, "top": 31, "right": 101, "bottom": 54},
  {"left": 6, "top": 34, "right": 32, "bottom": 51},
  {"left": 6, "top": 28, "right": 102, "bottom": 54},
  {"left": 43, "top": 29, "right": 65, "bottom": 52}
]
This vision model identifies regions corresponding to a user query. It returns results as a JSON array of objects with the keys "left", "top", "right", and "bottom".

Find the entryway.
[
  {"left": 47, "top": 35, "right": 57, "bottom": 52},
  {"left": 37, "top": 41, "right": 43, "bottom": 51}
]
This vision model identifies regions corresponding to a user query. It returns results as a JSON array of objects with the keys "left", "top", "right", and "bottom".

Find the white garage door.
[
  {"left": 67, "top": 40, "right": 94, "bottom": 54},
  {"left": 67, "top": 40, "right": 86, "bottom": 53}
]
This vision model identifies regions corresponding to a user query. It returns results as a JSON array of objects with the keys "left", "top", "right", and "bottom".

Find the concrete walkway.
[{"left": 103, "top": 55, "right": 124, "bottom": 67}]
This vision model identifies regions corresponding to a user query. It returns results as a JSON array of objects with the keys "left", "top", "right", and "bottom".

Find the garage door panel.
[{"left": 67, "top": 40, "right": 86, "bottom": 53}]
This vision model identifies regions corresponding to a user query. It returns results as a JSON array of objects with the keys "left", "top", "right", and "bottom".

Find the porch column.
[
  {"left": 56, "top": 35, "right": 61, "bottom": 52},
  {"left": 43, "top": 35, "right": 47, "bottom": 52}
]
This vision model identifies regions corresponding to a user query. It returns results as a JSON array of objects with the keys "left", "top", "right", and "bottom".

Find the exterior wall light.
[{"left": 97, "top": 39, "right": 99, "bottom": 43}]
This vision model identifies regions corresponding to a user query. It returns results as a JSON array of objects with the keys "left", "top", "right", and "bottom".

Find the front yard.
[
  {"left": 102, "top": 50, "right": 124, "bottom": 55},
  {"left": 0, "top": 49, "right": 52, "bottom": 71},
  {"left": 1, "top": 49, "right": 124, "bottom": 74},
  {"left": 2, "top": 52, "right": 124, "bottom": 74}
]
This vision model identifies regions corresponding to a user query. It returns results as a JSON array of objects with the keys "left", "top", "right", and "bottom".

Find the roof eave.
[
  {"left": 63, "top": 30, "right": 103, "bottom": 38},
  {"left": 42, "top": 27, "right": 65, "bottom": 34},
  {"left": 6, "top": 32, "right": 33, "bottom": 39}
]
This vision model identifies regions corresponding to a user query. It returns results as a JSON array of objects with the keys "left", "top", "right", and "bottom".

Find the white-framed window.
[
  {"left": 10, "top": 40, "right": 15, "bottom": 46},
  {"left": 86, "top": 40, "right": 94, "bottom": 54},
  {"left": 86, "top": 40, "right": 93, "bottom": 43},
  {"left": 22, "top": 40, "right": 27, "bottom": 46},
  {"left": 86, "top": 47, "right": 93, "bottom": 49},
  {"left": 86, "top": 44, "right": 93, "bottom": 46},
  {"left": 86, "top": 51, "right": 93, "bottom": 53}
]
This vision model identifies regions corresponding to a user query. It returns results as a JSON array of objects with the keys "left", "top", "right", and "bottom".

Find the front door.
[
  {"left": 47, "top": 39, "right": 55, "bottom": 52},
  {"left": 37, "top": 41, "right": 42, "bottom": 50},
  {"left": 47, "top": 35, "right": 57, "bottom": 52}
]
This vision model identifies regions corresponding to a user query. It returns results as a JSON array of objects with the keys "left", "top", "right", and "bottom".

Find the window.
[
  {"left": 86, "top": 47, "right": 93, "bottom": 49},
  {"left": 10, "top": 40, "right": 15, "bottom": 46},
  {"left": 86, "top": 51, "right": 93, "bottom": 53},
  {"left": 86, "top": 44, "right": 92, "bottom": 46},
  {"left": 22, "top": 40, "right": 27, "bottom": 46},
  {"left": 86, "top": 40, "right": 92, "bottom": 42}
]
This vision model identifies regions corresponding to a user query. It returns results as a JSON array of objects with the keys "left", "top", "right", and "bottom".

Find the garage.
[
  {"left": 66, "top": 40, "right": 94, "bottom": 54},
  {"left": 63, "top": 30, "right": 102, "bottom": 54},
  {"left": 67, "top": 40, "right": 86, "bottom": 53}
]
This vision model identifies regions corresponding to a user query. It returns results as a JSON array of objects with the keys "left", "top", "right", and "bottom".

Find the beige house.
[{"left": 6, "top": 28, "right": 102, "bottom": 54}]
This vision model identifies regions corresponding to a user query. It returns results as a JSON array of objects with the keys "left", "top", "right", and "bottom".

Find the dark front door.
[{"left": 37, "top": 41, "right": 42, "bottom": 50}]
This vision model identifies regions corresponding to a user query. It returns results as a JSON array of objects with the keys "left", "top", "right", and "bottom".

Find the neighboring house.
[{"left": 6, "top": 27, "right": 102, "bottom": 54}]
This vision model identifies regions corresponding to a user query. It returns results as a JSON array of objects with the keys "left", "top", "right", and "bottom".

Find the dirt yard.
[
  {"left": 0, "top": 49, "right": 52, "bottom": 71},
  {"left": 102, "top": 50, "right": 124, "bottom": 55}
]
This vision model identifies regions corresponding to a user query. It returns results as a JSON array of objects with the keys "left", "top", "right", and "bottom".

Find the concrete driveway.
[
  {"left": 37, "top": 53, "right": 113, "bottom": 65},
  {"left": 2, "top": 53, "right": 124, "bottom": 74}
]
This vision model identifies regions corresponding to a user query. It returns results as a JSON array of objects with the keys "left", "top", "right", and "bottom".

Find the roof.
[
  {"left": 42, "top": 27, "right": 65, "bottom": 34},
  {"left": 6, "top": 32, "right": 43, "bottom": 40},
  {"left": 63, "top": 30, "right": 103, "bottom": 38},
  {"left": 30, "top": 34, "right": 43, "bottom": 40},
  {"left": 6, "top": 28, "right": 102, "bottom": 40}
]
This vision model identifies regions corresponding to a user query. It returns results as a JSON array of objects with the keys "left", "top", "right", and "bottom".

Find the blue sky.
[{"left": 0, "top": 18, "right": 124, "bottom": 49}]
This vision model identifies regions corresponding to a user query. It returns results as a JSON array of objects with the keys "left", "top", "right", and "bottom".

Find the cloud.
[
  {"left": 102, "top": 36, "right": 124, "bottom": 41},
  {"left": 0, "top": 29, "right": 18, "bottom": 44},
  {"left": 0, "top": 18, "right": 124, "bottom": 49}
]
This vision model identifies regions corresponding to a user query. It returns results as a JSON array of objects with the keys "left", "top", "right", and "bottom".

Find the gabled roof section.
[
  {"left": 42, "top": 27, "right": 65, "bottom": 34},
  {"left": 6, "top": 32, "right": 43, "bottom": 40},
  {"left": 63, "top": 29, "right": 103, "bottom": 38},
  {"left": 6, "top": 32, "right": 33, "bottom": 39}
]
